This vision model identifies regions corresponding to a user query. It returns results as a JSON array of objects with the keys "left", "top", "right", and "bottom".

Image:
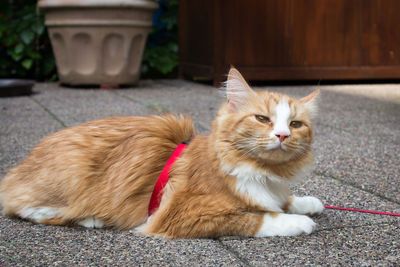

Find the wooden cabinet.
[{"left": 179, "top": 0, "right": 400, "bottom": 85}]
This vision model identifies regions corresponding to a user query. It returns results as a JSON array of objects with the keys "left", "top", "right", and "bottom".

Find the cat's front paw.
[
  {"left": 289, "top": 196, "right": 324, "bottom": 216},
  {"left": 255, "top": 213, "right": 316, "bottom": 237}
]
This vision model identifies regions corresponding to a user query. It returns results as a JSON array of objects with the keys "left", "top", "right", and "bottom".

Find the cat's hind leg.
[
  {"left": 39, "top": 217, "right": 73, "bottom": 226},
  {"left": 19, "top": 207, "right": 104, "bottom": 228}
]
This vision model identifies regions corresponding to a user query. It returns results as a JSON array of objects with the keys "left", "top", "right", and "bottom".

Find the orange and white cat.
[{"left": 0, "top": 67, "right": 324, "bottom": 238}]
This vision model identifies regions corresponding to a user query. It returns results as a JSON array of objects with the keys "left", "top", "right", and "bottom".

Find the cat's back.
[{"left": 2, "top": 114, "right": 195, "bottom": 180}]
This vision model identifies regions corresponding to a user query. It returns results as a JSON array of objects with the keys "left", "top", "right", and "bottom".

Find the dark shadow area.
[
  {"left": 0, "top": 79, "right": 35, "bottom": 97},
  {"left": 58, "top": 83, "right": 139, "bottom": 90}
]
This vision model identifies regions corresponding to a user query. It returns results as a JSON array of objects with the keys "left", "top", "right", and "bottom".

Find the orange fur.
[
  {"left": 39, "top": 218, "right": 73, "bottom": 227},
  {"left": 0, "top": 68, "right": 320, "bottom": 238}
]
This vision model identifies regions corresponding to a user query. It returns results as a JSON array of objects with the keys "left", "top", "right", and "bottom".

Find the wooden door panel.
[
  {"left": 179, "top": 0, "right": 400, "bottom": 83},
  {"left": 362, "top": 0, "right": 400, "bottom": 66}
]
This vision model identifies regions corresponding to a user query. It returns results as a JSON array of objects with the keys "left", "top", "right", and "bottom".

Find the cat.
[{"left": 0, "top": 67, "right": 324, "bottom": 238}]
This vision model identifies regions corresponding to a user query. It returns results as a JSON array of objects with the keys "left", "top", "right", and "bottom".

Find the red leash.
[{"left": 324, "top": 205, "right": 400, "bottom": 217}]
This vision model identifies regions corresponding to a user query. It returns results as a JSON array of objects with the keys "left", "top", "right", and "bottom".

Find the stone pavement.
[{"left": 0, "top": 80, "right": 399, "bottom": 266}]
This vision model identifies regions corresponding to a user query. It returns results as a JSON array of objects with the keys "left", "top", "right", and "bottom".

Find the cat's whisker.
[{"left": 236, "top": 145, "right": 260, "bottom": 161}]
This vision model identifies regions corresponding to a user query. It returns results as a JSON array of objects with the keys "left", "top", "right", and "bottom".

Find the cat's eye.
[
  {"left": 255, "top": 115, "right": 271, "bottom": 124},
  {"left": 290, "top": 121, "right": 303, "bottom": 128}
]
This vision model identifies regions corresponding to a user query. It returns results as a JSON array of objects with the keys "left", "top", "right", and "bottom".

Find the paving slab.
[
  {"left": 220, "top": 223, "right": 400, "bottom": 266},
  {"left": 0, "top": 93, "right": 64, "bottom": 177},
  {"left": 0, "top": 94, "right": 63, "bottom": 149},
  {"left": 0, "top": 216, "right": 243, "bottom": 266},
  {"left": 292, "top": 172, "right": 400, "bottom": 226},
  {"left": 32, "top": 83, "right": 154, "bottom": 127},
  {"left": 312, "top": 92, "right": 399, "bottom": 203},
  {"left": 313, "top": 124, "right": 399, "bottom": 203},
  {"left": 323, "top": 83, "right": 400, "bottom": 104},
  {"left": 114, "top": 80, "right": 222, "bottom": 134}
]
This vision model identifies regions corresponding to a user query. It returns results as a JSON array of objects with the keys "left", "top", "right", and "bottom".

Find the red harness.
[{"left": 148, "top": 142, "right": 188, "bottom": 216}]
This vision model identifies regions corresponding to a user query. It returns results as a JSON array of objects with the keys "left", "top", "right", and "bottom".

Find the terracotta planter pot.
[{"left": 38, "top": 0, "right": 158, "bottom": 86}]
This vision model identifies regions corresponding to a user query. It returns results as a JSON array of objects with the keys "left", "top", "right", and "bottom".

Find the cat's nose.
[{"left": 275, "top": 133, "right": 289, "bottom": 143}]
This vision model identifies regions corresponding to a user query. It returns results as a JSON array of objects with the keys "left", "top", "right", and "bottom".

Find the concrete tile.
[
  {"left": 322, "top": 83, "right": 400, "bottom": 104},
  {"left": 313, "top": 121, "right": 399, "bottom": 203},
  {"left": 115, "top": 80, "right": 222, "bottom": 134},
  {"left": 0, "top": 216, "right": 243, "bottom": 266},
  {"left": 220, "top": 223, "right": 400, "bottom": 266},
  {"left": 0, "top": 94, "right": 63, "bottom": 149},
  {"left": 0, "top": 257, "right": 26, "bottom": 267},
  {"left": 0, "top": 93, "right": 64, "bottom": 177},
  {"left": 33, "top": 83, "right": 154, "bottom": 127},
  {"left": 292, "top": 173, "right": 400, "bottom": 230}
]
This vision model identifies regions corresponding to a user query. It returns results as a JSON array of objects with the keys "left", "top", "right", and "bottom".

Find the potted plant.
[{"left": 38, "top": 0, "right": 158, "bottom": 86}]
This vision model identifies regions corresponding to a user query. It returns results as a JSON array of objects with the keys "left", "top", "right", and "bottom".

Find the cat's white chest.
[{"left": 224, "top": 163, "right": 290, "bottom": 212}]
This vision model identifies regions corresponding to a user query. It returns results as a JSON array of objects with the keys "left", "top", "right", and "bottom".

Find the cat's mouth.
[{"left": 267, "top": 142, "right": 288, "bottom": 151}]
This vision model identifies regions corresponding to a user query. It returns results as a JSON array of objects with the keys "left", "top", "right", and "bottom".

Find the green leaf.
[
  {"left": 32, "top": 24, "right": 45, "bottom": 35},
  {"left": 22, "top": 59, "right": 33, "bottom": 70},
  {"left": 43, "top": 58, "right": 56, "bottom": 75},
  {"left": 8, "top": 51, "right": 23, "bottom": 61},
  {"left": 14, "top": 43, "right": 24, "bottom": 54},
  {"left": 22, "top": 13, "right": 35, "bottom": 21},
  {"left": 4, "top": 35, "right": 18, "bottom": 46},
  {"left": 27, "top": 50, "right": 41, "bottom": 60},
  {"left": 21, "top": 30, "right": 35, "bottom": 45},
  {"left": 168, "top": 43, "right": 178, "bottom": 53},
  {"left": 48, "top": 73, "right": 58, "bottom": 82}
]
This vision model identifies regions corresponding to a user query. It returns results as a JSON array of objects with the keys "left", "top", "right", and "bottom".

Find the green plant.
[
  {"left": 142, "top": 0, "right": 179, "bottom": 77},
  {"left": 0, "top": 0, "right": 56, "bottom": 80}
]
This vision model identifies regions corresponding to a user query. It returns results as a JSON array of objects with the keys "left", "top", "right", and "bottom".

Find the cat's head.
[{"left": 213, "top": 67, "right": 319, "bottom": 167}]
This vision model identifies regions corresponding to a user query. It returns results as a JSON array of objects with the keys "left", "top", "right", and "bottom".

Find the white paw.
[
  {"left": 289, "top": 196, "right": 324, "bottom": 215},
  {"left": 78, "top": 216, "right": 104, "bottom": 229},
  {"left": 256, "top": 213, "right": 317, "bottom": 237}
]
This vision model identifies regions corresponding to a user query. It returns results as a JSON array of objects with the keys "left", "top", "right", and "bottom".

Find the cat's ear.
[
  {"left": 225, "top": 67, "right": 256, "bottom": 112},
  {"left": 299, "top": 89, "right": 319, "bottom": 116}
]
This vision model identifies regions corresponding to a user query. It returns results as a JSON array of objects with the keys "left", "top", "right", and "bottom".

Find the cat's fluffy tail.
[{"left": 148, "top": 114, "right": 196, "bottom": 146}]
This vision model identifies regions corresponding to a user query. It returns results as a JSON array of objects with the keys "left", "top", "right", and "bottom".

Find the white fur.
[
  {"left": 20, "top": 206, "right": 60, "bottom": 222},
  {"left": 78, "top": 216, "right": 104, "bottom": 228},
  {"left": 303, "top": 97, "right": 318, "bottom": 118},
  {"left": 265, "top": 140, "right": 283, "bottom": 150},
  {"left": 222, "top": 163, "right": 290, "bottom": 212},
  {"left": 288, "top": 196, "right": 324, "bottom": 215},
  {"left": 255, "top": 213, "right": 316, "bottom": 237},
  {"left": 271, "top": 100, "right": 291, "bottom": 139},
  {"left": 224, "top": 71, "right": 256, "bottom": 111}
]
